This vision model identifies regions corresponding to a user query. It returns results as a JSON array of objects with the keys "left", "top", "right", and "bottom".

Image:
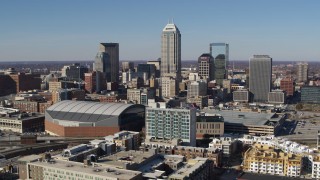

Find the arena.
[{"left": 45, "top": 100, "right": 145, "bottom": 137}]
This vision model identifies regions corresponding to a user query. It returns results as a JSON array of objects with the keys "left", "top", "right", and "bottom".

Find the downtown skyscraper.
[
  {"left": 94, "top": 43, "right": 119, "bottom": 83},
  {"left": 249, "top": 55, "right": 272, "bottom": 102},
  {"left": 160, "top": 22, "right": 181, "bottom": 80},
  {"left": 210, "top": 43, "right": 229, "bottom": 86},
  {"left": 160, "top": 22, "right": 181, "bottom": 98}
]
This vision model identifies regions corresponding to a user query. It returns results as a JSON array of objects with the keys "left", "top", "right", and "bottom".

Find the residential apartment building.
[
  {"left": 145, "top": 107, "right": 196, "bottom": 146},
  {"left": 297, "top": 62, "right": 308, "bottom": 83},
  {"left": 243, "top": 144, "right": 302, "bottom": 177}
]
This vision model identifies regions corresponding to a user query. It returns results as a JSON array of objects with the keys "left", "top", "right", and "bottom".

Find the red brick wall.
[{"left": 45, "top": 120, "right": 120, "bottom": 137}]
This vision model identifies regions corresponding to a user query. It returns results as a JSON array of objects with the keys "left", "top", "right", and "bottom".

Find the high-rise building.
[
  {"left": 249, "top": 55, "right": 272, "bottom": 102},
  {"left": 147, "top": 60, "right": 161, "bottom": 78},
  {"left": 137, "top": 64, "right": 156, "bottom": 79},
  {"left": 127, "top": 89, "right": 141, "bottom": 104},
  {"left": 297, "top": 62, "right": 308, "bottom": 83},
  {"left": 210, "top": 43, "right": 229, "bottom": 86},
  {"left": 198, "top": 53, "right": 214, "bottom": 81},
  {"left": 161, "top": 22, "right": 181, "bottom": 80},
  {"left": 280, "top": 78, "right": 294, "bottom": 96},
  {"left": 187, "top": 80, "right": 207, "bottom": 98},
  {"left": 161, "top": 77, "right": 177, "bottom": 98},
  {"left": 61, "top": 63, "right": 88, "bottom": 82},
  {"left": 145, "top": 107, "right": 196, "bottom": 146},
  {"left": 84, "top": 71, "right": 106, "bottom": 93},
  {"left": 122, "top": 61, "right": 134, "bottom": 72},
  {"left": 94, "top": 43, "right": 119, "bottom": 83}
]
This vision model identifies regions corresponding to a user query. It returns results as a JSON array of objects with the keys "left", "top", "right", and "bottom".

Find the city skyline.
[{"left": 0, "top": 0, "right": 320, "bottom": 61}]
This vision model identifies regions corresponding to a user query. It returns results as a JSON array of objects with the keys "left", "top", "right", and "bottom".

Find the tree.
[{"left": 296, "top": 103, "right": 303, "bottom": 110}]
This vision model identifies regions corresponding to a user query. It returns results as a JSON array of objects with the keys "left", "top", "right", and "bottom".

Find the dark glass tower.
[{"left": 210, "top": 43, "right": 229, "bottom": 86}]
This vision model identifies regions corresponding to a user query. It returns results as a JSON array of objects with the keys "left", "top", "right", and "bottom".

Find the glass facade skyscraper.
[
  {"left": 209, "top": 43, "right": 229, "bottom": 86},
  {"left": 94, "top": 43, "right": 119, "bottom": 83}
]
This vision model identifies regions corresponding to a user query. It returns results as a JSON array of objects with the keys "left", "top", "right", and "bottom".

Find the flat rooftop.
[
  {"left": 0, "top": 113, "right": 44, "bottom": 121},
  {"left": 18, "top": 155, "right": 42, "bottom": 162},
  {"left": 29, "top": 159, "right": 141, "bottom": 179},
  {"left": 98, "top": 150, "right": 157, "bottom": 168},
  {"left": 201, "top": 110, "right": 278, "bottom": 126},
  {"left": 169, "top": 157, "right": 208, "bottom": 179}
]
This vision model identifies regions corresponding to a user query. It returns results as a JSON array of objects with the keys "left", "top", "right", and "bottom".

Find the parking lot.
[{"left": 278, "top": 111, "right": 320, "bottom": 147}]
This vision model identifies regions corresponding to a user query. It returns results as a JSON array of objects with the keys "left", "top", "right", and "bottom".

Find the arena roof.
[{"left": 46, "top": 100, "right": 143, "bottom": 123}]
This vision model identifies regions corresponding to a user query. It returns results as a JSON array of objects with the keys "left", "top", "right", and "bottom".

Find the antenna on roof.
[{"left": 172, "top": 18, "right": 174, "bottom": 24}]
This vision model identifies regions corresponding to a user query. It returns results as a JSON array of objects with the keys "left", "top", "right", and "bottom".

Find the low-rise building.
[
  {"left": 140, "top": 142, "right": 222, "bottom": 167},
  {"left": 308, "top": 155, "right": 320, "bottom": 179},
  {"left": 21, "top": 156, "right": 142, "bottom": 180},
  {"left": 168, "top": 157, "right": 213, "bottom": 180},
  {"left": 104, "top": 131, "right": 140, "bottom": 151},
  {"left": 196, "top": 115, "right": 224, "bottom": 139},
  {"left": 268, "top": 90, "right": 286, "bottom": 104},
  {"left": 0, "top": 107, "right": 44, "bottom": 133},
  {"left": 233, "top": 89, "right": 250, "bottom": 102},
  {"left": 243, "top": 144, "right": 302, "bottom": 177}
]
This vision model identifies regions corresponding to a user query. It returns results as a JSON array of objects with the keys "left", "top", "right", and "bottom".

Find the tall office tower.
[
  {"left": 161, "top": 77, "right": 177, "bottom": 98},
  {"left": 137, "top": 64, "right": 156, "bottom": 79},
  {"left": 297, "top": 62, "right": 308, "bottom": 83},
  {"left": 145, "top": 107, "right": 196, "bottom": 146},
  {"left": 198, "top": 53, "right": 214, "bottom": 81},
  {"left": 161, "top": 22, "right": 181, "bottom": 80},
  {"left": 280, "top": 78, "right": 294, "bottom": 96},
  {"left": 84, "top": 71, "right": 106, "bottom": 93},
  {"left": 187, "top": 80, "right": 207, "bottom": 98},
  {"left": 209, "top": 43, "right": 229, "bottom": 86},
  {"left": 249, "top": 55, "right": 272, "bottom": 102},
  {"left": 94, "top": 43, "right": 119, "bottom": 83},
  {"left": 147, "top": 60, "right": 161, "bottom": 78},
  {"left": 122, "top": 61, "right": 134, "bottom": 72},
  {"left": 61, "top": 63, "right": 88, "bottom": 81}
]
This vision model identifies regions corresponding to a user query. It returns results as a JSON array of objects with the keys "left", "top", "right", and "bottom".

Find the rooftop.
[
  {"left": 169, "top": 157, "right": 209, "bottom": 178},
  {"left": 46, "top": 100, "right": 144, "bottom": 123},
  {"left": 201, "top": 110, "right": 278, "bottom": 126},
  {"left": 99, "top": 150, "right": 157, "bottom": 168},
  {"left": 163, "top": 23, "right": 180, "bottom": 32},
  {"left": 29, "top": 158, "right": 141, "bottom": 179},
  {"left": 197, "top": 115, "right": 224, "bottom": 123}
]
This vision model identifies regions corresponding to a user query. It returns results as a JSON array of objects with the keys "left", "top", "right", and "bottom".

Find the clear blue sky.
[{"left": 0, "top": 0, "right": 319, "bottom": 61}]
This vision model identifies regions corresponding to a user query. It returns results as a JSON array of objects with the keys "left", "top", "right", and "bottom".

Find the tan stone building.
[
  {"left": 243, "top": 144, "right": 302, "bottom": 177},
  {"left": 196, "top": 115, "right": 224, "bottom": 139}
]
